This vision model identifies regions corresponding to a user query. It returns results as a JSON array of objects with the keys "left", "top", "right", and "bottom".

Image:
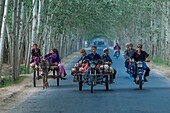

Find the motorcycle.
[
  {"left": 136, "top": 61, "right": 144, "bottom": 90},
  {"left": 127, "top": 60, "right": 149, "bottom": 90},
  {"left": 114, "top": 50, "right": 120, "bottom": 59},
  {"left": 78, "top": 60, "right": 112, "bottom": 93}
]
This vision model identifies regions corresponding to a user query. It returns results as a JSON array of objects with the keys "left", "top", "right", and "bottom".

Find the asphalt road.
[{"left": 7, "top": 47, "right": 170, "bottom": 113}]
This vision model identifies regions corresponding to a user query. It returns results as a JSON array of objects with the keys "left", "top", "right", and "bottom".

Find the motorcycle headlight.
[
  {"left": 137, "top": 62, "right": 143, "bottom": 68},
  {"left": 91, "top": 63, "right": 96, "bottom": 68}
]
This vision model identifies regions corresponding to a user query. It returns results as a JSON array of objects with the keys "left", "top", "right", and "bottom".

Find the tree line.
[{"left": 0, "top": 0, "right": 169, "bottom": 82}]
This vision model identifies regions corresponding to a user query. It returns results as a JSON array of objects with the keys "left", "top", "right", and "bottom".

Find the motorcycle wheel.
[
  {"left": 105, "top": 76, "right": 109, "bottom": 91},
  {"left": 79, "top": 75, "right": 83, "bottom": 91},
  {"left": 90, "top": 77, "right": 94, "bottom": 93},
  {"left": 91, "top": 82, "right": 94, "bottom": 93},
  {"left": 116, "top": 56, "right": 119, "bottom": 59},
  {"left": 139, "top": 75, "right": 142, "bottom": 90}
]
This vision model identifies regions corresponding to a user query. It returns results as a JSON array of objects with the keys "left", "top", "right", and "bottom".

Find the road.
[{"left": 7, "top": 47, "right": 170, "bottom": 113}]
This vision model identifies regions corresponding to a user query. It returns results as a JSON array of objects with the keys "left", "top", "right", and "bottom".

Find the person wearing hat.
[
  {"left": 124, "top": 43, "right": 136, "bottom": 68},
  {"left": 130, "top": 43, "right": 150, "bottom": 82},
  {"left": 101, "top": 48, "right": 117, "bottom": 83}
]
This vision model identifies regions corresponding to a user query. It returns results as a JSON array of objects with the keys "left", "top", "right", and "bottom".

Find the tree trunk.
[
  {"left": 6, "top": 23, "right": 12, "bottom": 64},
  {"left": 0, "top": 0, "right": 9, "bottom": 81},
  {"left": 32, "top": 0, "right": 38, "bottom": 44},
  {"left": 0, "top": 0, "right": 8, "bottom": 81},
  {"left": 12, "top": 0, "right": 18, "bottom": 81},
  {"left": 37, "top": 0, "right": 42, "bottom": 39},
  {"left": 0, "top": 0, "right": 5, "bottom": 37}
]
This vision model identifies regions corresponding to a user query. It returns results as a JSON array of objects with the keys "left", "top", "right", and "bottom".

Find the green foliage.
[
  {"left": 20, "top": 64, "right": 30, "bottom": 74},
  {"left": 0, "top": 76, "right": 28, "bottom": 88},
  {"left": 6, "top": 0, "right": 165, "bottom": 40},
  {"left": 152, "top": 56, "right": 170, "bottom": 66}
]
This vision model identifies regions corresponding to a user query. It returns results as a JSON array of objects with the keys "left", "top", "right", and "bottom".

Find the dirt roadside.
[
  {"left": 147, "top": 62, "right": 170, "bottom": 78},
  {"left": 0, "top": 52, "right": 79, "bottom": 113}
]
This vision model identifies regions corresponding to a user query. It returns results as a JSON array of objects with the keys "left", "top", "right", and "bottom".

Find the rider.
[
  {"left": 114, "top": 43, "right": 121, "bottom": 56},
  {"left": 124, "top": 43, "right": 130, "bottom": 56},
  {"left": 124, "top": 43, "right": 136, "bottom": 68},
  {"left": 130, "top": 44, "right": 150, "bottom": 82},
  {"left": 101, "top": 48, "right": 117, "bottom": 83},
  {"left": 71, "top": 48, "right": 88, "bottom": 75},
  {"left": 84, "top": 46, "right": 102, "bottom": 81},
  {"left": 45, "top": 48, "right": 67, "bottom": 80},
  {"left": 30, "top": 44, "right": 41, "bottom": 79},
  {"left": 87, "top": 45, "right": 101, "bottom": 62},
  {"left": 125, "top": 43, "right": 130, "bottom": 50},
  {"left": 30, "top": 43, "right": 41, "bottom": 68}
]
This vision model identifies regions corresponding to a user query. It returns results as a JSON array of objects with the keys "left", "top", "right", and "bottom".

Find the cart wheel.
[
  {"left": 57, "top": 77, "right": 59, "bottom": 86},
  {"left": 53, "top": 70, "right": 55, "bottom": 79},
  {"left": 43, "top": 75, "right": 45, "bottom": 89},
  {"left": 33, "top": 69, "right": 36, "bottom": 87}
]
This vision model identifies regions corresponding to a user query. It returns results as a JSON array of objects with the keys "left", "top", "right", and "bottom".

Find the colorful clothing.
[
  {"left": 31, "top": 48, "right": 41, "bottom": 65},
  {"left": 45, "top": 53, "right": 66, "bottom": 76}
]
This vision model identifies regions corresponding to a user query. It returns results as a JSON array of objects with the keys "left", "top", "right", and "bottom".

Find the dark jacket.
[
  {"left": 101, "top": 54, "right": 112, "bottom": 63},
  {"left": 31, "top": 48, "right": 41, "bottom": 58},
  {"left": 87, "top": 53, "right": 101, "bottom": 61},
  {"left": 78, "top": 55, "right": 88, "bottom": 63},
  {"left": 131, "top": 50, "right": 149, "bottom": 62},
  {"left": 114, "top": 45, "right": 121, "bottom": 50}
]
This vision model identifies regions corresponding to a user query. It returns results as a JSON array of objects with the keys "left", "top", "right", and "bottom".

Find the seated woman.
[
  {"left": 30, "top": 43, "right": 41, "bottom": 68},
  {"left": 72, "top": 49, "right": 88, "bottom": 79},
  {"left": 45, "top": 48, "right": 67, "bottom": 80},
  {"left": 100, "top": 48, "right": 117, "bottom": 83}
]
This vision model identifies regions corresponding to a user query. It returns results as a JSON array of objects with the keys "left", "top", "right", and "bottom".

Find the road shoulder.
[{"left": 0, "top": 52, "right": 79, "bottom": 113}]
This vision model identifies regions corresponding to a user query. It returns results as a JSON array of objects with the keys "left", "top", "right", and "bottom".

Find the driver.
[
  {"left": 113, "top": 42, "right": 121, "bottom": 56},
  {"left": 101, "top": 48, "right": 117, "bottom": 83},
  {"left": 30, "top": 43, "right": 41, "bottom": 68},
  {"left": 87, "top": 45, "right": 101, "bottom": 62},
  {"left": 130, "top": 44, "right": 150, "bottom": 82},
  {"left": 84, "top": 46, "right": 102, "bottom": 81}
]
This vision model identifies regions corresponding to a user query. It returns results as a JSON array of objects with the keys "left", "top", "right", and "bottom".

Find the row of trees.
[
  {"left": 114, "top": 0, "right": 170, "bottom": 65},
  {"left": 0, "top": 0, "right": 170, "bottom": 82},
  {"left": 0, "top": 0, "right": 121, "bottom": 81}
]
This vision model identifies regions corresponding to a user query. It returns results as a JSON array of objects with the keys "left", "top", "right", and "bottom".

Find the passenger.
[
  {"left": 45, "top": 48, "right": 67, "bottom": 80},
  {"left": 71, "top": 48, "right": 88, "bottom": 75},
  {"left": 124, "top": 43, "right": 136, "bottom": 68},
  {"left": 101, "top": 48, "right": 117, "bottom": 83},
  {"left": 71, "top": 49, "right": 88, "bottom": 81}
]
